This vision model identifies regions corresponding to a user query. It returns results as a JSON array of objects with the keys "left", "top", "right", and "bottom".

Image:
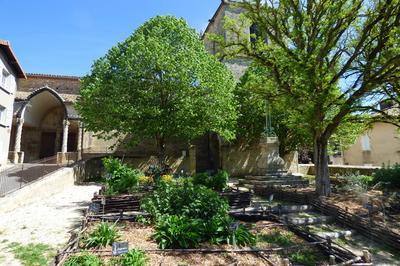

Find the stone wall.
[
  {"left": 18, "top": 75, "right": 80, "bottom": 96},
  {"left": 298, "top": 164, "right": 380, "bottom": 176},
  {"left": 221, "top": 139, "right": 296, "bottom": 177},
  {"left": 0, "top": 167, "right": 75, "bottom": 213}
]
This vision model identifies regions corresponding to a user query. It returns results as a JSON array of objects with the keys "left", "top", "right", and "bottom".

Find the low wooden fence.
[
  {"left": 254, "top": 187, "right": 400, "bottom": 252},
  {"left": 312, "top": 200, "right": 400, "bottom": 251}
]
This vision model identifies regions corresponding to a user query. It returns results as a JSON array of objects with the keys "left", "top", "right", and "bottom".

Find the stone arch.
[
  {"left": 16, "top": 86, "right": 68, "bottom": 120},
  {"left": 11, "top": 87, "right": 71, "bottom": 162}
]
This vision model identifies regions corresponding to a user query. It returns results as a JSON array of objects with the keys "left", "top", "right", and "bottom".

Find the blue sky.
[{"left": 1, "top": 0, "right": 220, "bottom": 76}]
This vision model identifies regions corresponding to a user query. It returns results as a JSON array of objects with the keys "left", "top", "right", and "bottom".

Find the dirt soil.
[{"left": 80, "top": 220, "right": 328, "bottom": 266}]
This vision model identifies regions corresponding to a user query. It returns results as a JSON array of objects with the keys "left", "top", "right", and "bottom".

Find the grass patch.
[
  {"left": 8, "top": 242, "right": 55, "bottom": 266},
  {"left": 257, "top": 230, "right": 295, "bottom": 247},
  {"left": 290, "top": 250, "right": 318, "bottom": 266}
]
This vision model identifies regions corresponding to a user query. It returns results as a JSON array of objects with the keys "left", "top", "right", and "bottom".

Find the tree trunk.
[
  {"left": 156, "top": 136, "right": 167, "bottom": 170},
  {"left": 314, "top": 137, "right": 331, "bottom": 197}
]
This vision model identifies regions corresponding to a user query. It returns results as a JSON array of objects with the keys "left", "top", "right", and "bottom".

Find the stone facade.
[
  {"left": 203, "top": 1, "right": 252, "bottom": 81},
  {"left": 342, "top": 122, "right": 400, "bottom": 166},
  {"left": 18, "top": 74, "right": 80, "bottom": 97},
  {"left": 0, "top": 40, "right": 25, "bottom": 166}
]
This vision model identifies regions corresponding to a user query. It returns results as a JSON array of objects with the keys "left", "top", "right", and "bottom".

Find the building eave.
[
  {"left": 202, "top": 0, "right": 229, "bottom": 40},
  {"left": 0, "top": 40, "right": 26, "bottom": 79}
]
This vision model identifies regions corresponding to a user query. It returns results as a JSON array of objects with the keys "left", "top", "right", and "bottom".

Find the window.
[
  {"left": 250, "top": 24, "right": 258, "bottom": 46},
  {"left": 361, "top": 134, "right": 371, "bottom": 151},
  {"left": 1, "top": 69, "right": 10, "bottom": 88},
  {"left": 0, "top": 105, "right": 6, "bottom": 126}
]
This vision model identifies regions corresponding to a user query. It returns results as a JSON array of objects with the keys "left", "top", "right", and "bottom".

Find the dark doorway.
[
  {"left": 40, "top": 132, "right": 56, "bottom": 159},
  {"left": 195, "top": 133, "right": 221, "bottom": 173},
  {"left": 67, "top": 133, "right": 77, "bottom": 152}
]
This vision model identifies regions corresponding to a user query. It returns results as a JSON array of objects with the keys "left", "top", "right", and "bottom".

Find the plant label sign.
[
  {"left": 88, "top": 203, "right": 100, "bottom": 213},
  {"left": 269, "top": 194, "right": 274, "bottom": 202},
  {"left": 112, "top": 242, "right": 129, "bottom": 256},
  {"left": 229, "top": 222, "right": 240, "bottom": 231}
]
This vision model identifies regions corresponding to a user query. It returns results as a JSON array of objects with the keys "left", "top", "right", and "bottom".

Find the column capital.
[
  {"left": 16, "top": 117, "right": 24, "bottom": 124},
  {"left": 63, "top": 119, "right": 70, "bottom": 127}
]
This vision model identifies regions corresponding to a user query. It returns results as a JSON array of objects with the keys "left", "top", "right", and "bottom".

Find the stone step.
[
  {"left": 272, "top": 204, "right": 314, "bottom": 213},
  {"left": 244, "top": 175, "right": 303, "bottom": 181},
  {"left": 281, "top": 214, "right": 333, "bottom": 225},
  {"left": 230, "top": 204, "right": 314, "bottom": 214},
  {"left": 240, "top": 179, "right": 309, "bottom": 188},
  {"left": 316, "top": 230, "right": 353, "bottom": 239}
]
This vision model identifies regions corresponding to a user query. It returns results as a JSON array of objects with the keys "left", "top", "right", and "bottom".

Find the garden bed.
[{"left": 60, "top": 219, "right": 329, "bottom": 266}]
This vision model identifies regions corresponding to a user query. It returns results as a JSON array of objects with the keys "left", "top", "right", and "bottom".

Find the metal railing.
[{"left": 0, "top": 155, "right": 65, "bottom": 197}]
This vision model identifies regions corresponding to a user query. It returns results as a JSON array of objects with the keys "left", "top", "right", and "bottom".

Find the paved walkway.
[{"left": 0, "top": 184, "right": 100, "bottom": 265}]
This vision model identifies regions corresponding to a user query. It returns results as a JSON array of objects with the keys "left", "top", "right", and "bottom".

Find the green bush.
[
  {"left": 338, "top": 173, "right": 373, "bottom": 193},
  {"left": 153, "top": 215, "right": 204, "bottom": 249},
  {"left": 192, "top": 170, "right": 229, "bottom": 191},
  {"left": 208, "top": 214, "right": 256, "bottom": 246},
  {"left": 290, "top": 250, "right": 317, "bottom": 266},
  {"left": 109, "top": 249, "right": 148, "bottom": 266},
  {"left": 83, "top": 222, "right": 121, "bottom": 248},
  {"left": 102, "top": 157, "right": 143, "bottom": 194},
  {"left": 142, "top": 181, "right": 255, "bottom": 248},
  {"left": 373, "top": 163, "right": 400, "bottom": 188},
  {"left": 64, "top": 252, "right": 102, "bottom": 266},
  {"left": 141, "top": 180, "right": 229, "bottom": 221}
]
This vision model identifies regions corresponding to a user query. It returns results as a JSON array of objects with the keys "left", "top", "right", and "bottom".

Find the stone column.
[
  {"left": 77, "top": 122, "right": 83, "bottom": 160},
  {"left": 14, "top": 118, "right": 24, "bottom": 152},
  {"left": 54, "top": 128, "right": 61, "bottom": 154},
  {"left": 61, "top": 119, "right": 70, "bottom": 153},
  {"left": 77, "top": 122, "right": 83, "bottom": 151},
  {"left": 188, "top": 145, "right": 196, "bottom": 176}
]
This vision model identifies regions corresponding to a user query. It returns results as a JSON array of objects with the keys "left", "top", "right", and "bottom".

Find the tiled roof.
[
  {"left": 26, "top": 73, "right": 81, "bottom": 80},
  {"left": 15, "top": 91, "right": 79, "bottom": 103}
]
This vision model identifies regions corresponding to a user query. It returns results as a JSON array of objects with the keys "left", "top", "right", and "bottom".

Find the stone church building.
[{"left": 2, "top": 0, "right": 298, "bottom": 176}]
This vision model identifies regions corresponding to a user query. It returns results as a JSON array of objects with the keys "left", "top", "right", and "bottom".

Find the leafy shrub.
[
  {"left": 338, "top": 173, "right": 373, "bottom": 193},
  {"left": 153, "top": 215, "right": 204, "bottom": 249},
  {"left": 141, "top": 181, "right": 229, "bottom": 221},
  {"left": 142, "top": 181, "right": 255, "bottom": 248},
  {"left": 373, "top": 163, "right": 400, "bottom": 188},
  {"left": 83, "top": 222, "right": 121, "bottom": 248},
  {"left": 208, "top": 214, "right": 256, "bottom": 246},
  {"left": 109, "top": 249, "right": 148, "bottom": 266},
  {"left": 192, "top": 170, "right": 229, "bottom": 191},
  {"left": 102, "top": 157, "right": 143, "bottom": 194},
  {"left": 64, "top": 252, "right": 102, "bottom": 266}
]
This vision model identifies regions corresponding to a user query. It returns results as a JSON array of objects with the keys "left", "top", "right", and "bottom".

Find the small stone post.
[
  {"left": 329, "top": 255, "right": 336, "bottom": 265},
  {"left": 363, "top": 250, "right": 372, "bottom": 263}
]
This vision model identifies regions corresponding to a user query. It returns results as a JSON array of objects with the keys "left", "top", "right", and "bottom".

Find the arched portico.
[{"left": 9, "top": 87, "right": 81, "bottom": 163}]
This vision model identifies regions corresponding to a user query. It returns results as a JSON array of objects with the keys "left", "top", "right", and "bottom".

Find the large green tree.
[
  {"left": 236, "top": 64, "right": 367, "bottom": 159},
  {"left": 211, "top": 0, "right": 400, "bottom": 196},
  {"left": 77, "top": 16, "right": 237, "bottom": 167}
]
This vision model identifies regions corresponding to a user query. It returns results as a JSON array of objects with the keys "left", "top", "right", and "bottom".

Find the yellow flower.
[
  {"left": 161, "top": 174, "right": 173, "bottom": 183},
  {"left": 138, "top": 175, "right": 153, "bottom": 184}
]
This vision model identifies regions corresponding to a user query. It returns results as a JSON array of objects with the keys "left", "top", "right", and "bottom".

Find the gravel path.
[{"left": 0, "top": 184, "right": 100, "bottom": 265}]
